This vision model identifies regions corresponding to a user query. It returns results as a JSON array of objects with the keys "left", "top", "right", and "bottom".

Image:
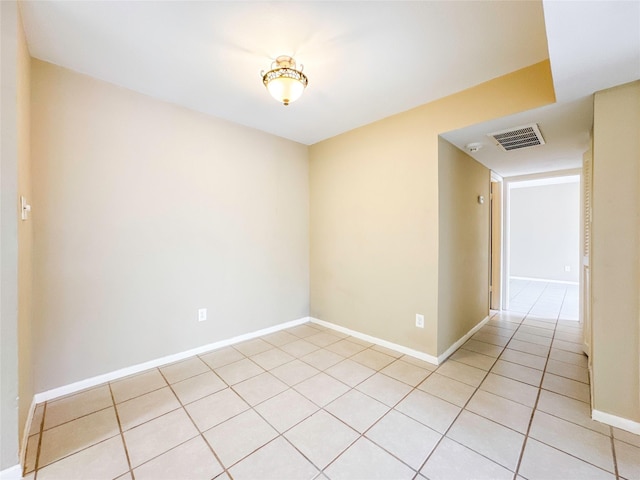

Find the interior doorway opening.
[{"left": 502, "top": 171, "right": 581, "bottom": 322}]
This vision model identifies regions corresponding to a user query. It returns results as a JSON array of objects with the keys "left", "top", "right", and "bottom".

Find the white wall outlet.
[
  {"left": 198, "top": 308, "right": 207, "bottom": 322},
  {"left": 415, "top": 314, "right": 425, "bottom": 328},
  {"left": 564, "top": 265, "right": 571, "bottom": 272}
]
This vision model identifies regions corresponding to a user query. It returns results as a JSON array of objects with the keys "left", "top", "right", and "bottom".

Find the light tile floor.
[
  {"left": 508, "top": 278, "right": 579, "bottom": 321},
  {"left": 23, "top": 314, "right": 639, "bottom": 479}
]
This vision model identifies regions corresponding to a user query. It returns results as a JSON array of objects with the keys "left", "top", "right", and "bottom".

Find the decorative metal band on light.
[{"left": 261, "top": 56, "right": 309, "bottom": 106}]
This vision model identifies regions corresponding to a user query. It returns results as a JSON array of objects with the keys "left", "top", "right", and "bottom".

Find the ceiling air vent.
[{"left": 487, "top": 123, "right": 545, "bottom": 152}]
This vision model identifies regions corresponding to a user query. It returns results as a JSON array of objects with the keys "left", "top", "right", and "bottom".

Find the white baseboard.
[
  {"left": 0, "top": 465, "right": 21, "bottom": 480},
  {"left": 33, "top": 316, "right": 309, "bottom": 404},
  {"left": 509, "top": 276, "right": 579, "bottom": 286},
  {"left": 592, "top": 409, "right": 640, "bottom": 435},
  {"left": 309, "top": 317, "right": 439, "bottom": 365},
  {"left": 437, "top": 315, "right": 490, "bottom": 364}
]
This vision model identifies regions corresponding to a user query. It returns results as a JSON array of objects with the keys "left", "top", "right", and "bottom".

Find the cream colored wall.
[
  {"left": 310, "top": 61, "right": 555, "bottom": 357},
  {"left": 591, "top": 80, "right": 640, "bottom": 423},
  {"left": 17, "top": 3, "right": 33, "bottom": 453},
  {"left": 0, "top": 0, "right": 21, "bottom": 469},
  {"left": 437, "top": 138, "right": 490, "bottom": 354},
  {"left": 31, "top": 60, "right": 309, "bottom": 392}
]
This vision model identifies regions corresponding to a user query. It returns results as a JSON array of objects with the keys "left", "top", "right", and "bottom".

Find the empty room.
[{"left": 1, "top": 1, "right": 639, "bottom": 479}]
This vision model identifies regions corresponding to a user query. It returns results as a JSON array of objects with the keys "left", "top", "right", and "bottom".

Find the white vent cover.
[{"left": 487, "top": 123, "right": 545, "bottom": 152}]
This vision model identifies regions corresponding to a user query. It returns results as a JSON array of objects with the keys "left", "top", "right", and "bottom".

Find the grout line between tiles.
[
  {"left": 609, "top": 426, "right": 620, "bottom": 479},
  {"left": 108, "top": 383, "right": 135, "bottom": 480}
]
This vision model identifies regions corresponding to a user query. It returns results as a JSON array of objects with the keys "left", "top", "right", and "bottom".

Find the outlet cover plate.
[{"left": 416, "top": 314, "right": 425, "bottom": 328}]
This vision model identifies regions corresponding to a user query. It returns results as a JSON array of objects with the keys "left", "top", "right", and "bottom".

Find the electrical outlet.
[
  {"left": 415, "top": 314, "right": 425, "bottom": 328},
  {"left": 564, "top": 265, "right": 571, "bottom": 272},
  {"left": 198, "top": 308, "right": 207, "bottom": 322}
]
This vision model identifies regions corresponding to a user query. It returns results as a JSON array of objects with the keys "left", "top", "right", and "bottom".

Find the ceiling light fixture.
[{"left": 261, "top": 55, "right": 308, "bottom": 106}]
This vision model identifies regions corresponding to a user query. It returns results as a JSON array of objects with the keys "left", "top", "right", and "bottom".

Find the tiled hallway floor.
[{"left": 24, "top": 314, "right": 639, "bottom": 480}]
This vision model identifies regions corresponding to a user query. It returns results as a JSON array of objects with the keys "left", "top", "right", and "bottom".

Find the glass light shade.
[{"left": 266, "top": 76, "right": 305, "bottom": 106}]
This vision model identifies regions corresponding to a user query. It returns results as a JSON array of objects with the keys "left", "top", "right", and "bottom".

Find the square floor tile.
[
  {"left": 39, "top": 407, "right": 120, "bottom": 468},
  {"left": 325, "top": 389, "right": 389, "bottom": 433},
  {"left": 395, "top": 390, "right": 460, "bottom": 434},
  {"left": 325, "top": 339, "right": 368, "bottom": 357},
  {"left": 228, "top": 437, "right": 318, "bottom": 480},
  {"left": 284, "top": 410, "right": 359, "bottom": 469},
  {"left": 513, "top": 331, "right": 552, "bottom": 347},
  {"left": 249, "top": 348, "right": 295, "bottom": 370},
  {"left": 417, "top": 373, "right": 475, "bottom": 407},
  {"left": 421, "top": 437, "right": 513, "bottom": 480},
  {"left": 447, "top": 410, "right": 524, "bottom": 471},
  {"left": 549, "top": 348, "right": 588, "bottom": 368},
  {"left": 280, "top": 339, "right": 320, "bottom": 357},
  {"left": 254, "top": 388, "right": 318, "bottom": 432},
  {"left": 214, "top": 358, "right": 264, "bottom": 385},
  {"left": 536, "top": 390, "right": 609, "bottom": 435},
  {"left": 553, "top": 338, "right": 584, "bottom": 354},
  {"left": 324, "top": 437, "right": 415, "bottom": 480},
  {"left": 44, "top": 386, "right": 113, "bottom": 430},
  {"left": 171, "top": 371, "right": 227, "bottom": 405},
  {"left": 472, "top": 332, "right": 510, "bottom": 347},
  {"left": 542, "top": 373, "right": 590, "bottom": 403},
  {"left": 400, "top": 355, "right": 437, "bottom": 371},
  {"left": 232, "top": 372, "right": 288, "bottom": 406},
  {"left": 199, "top": 347, "right": 244, "bottom": 369},
  {"left": 133, "top": 436, "right": 223, "bottom": 480},
  {"left": 519, "top": 438, "right": 614, "bottom": 480},
  {"left": 356, "top": 372, "right": 412, "bottom": 407},
  {"left": 466, "top": 389, "right": 532, "bottom": 433},
  {"left": 36, "top": 436, "right": 129, "bottom": 480},
  {"left": 294, "top": 373, "right": 350, "bottom": 407},
  {"left": 491, "top": 359, "right": 543, "bottom": 386},
  {"left": 366, "top": 409, "right": 441, "bottom": 469},
  {"left": 270, "top": 359, "right": 320, "bottom": 386},
  {"left": 350, "top": 349, "right": 396, "bottom": 371},
  {"left": 499, "top": 348, "right": 547, "bottom": 370},
  {"left": 111, "top": 370, "right": 167, "bottom": 404},
  {"left": 380, "top": 359, "right": 431, "bottom": 386},
  {"left": 518, "top": 325, "right": 554, "bottom": 338},
  {"left": 203, "top": 409, "right": 278, "bottom": 468},
  {"left": 185, "top": 388, "right": 249, "bottom": 432},
  {"left": 479, "top": 372, "right": 539, "bottom": 408},
  {"left": 233, "top": 338, "right": 273, "bottom": 356},
  {"left": 305, "top": 331, "right": 343, "bottom": 347},
  {"left": 529, "top": 410, "right": 614, "bottom": 472},
  {"left": 461, "top": 340, "right": 504, "bottom": 358},
  {"left": 507, "top": 339, "right": 550, "bottom": 357},
  {"left": 326, "top": 359, "right": 376, "bottom": 387},
  {"left": 261, "top": 330, "right": 298, "bottom": 347},
  {"left": 287, "top": 324, "right": 323, "bottom": 338},
  {"left": 124, "top": 408, "right": 198, "bottom": 468},
  {"left": 436, "top": 360, "right": 486, "bottom": 387},
  {"left": 615, "top": 439, "right": 640, "bottom": 480},
  {"left": 300, "top": 348, "right": 344, "bottom": 370},
  {"left": 449, "top": 349, "right": 497, "bottom": 371},
  {"left": 116, "top": 386, "right": 181, "bottom": 431},
  {"left": 159, "top": 357, "right": 209, "bottom": 384},
  {"left": 546, "top": 359, "right": 589, "bottom": 384}
]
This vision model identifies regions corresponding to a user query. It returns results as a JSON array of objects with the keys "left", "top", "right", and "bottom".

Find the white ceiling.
[{"left": 19, "top": 1, "right": 640, "bottom": 176}]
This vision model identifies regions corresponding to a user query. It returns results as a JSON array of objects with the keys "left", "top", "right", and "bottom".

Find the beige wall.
[
  {"left": 591, "top": 80, "right": 640, "bottom": 423},
  {"left": 17, "top": 2, "right": 33, "bottom": 453},
  {"left": 309, "top": 61, "right": 555, "bottom": 357},
  {"left": 31, "top": 60, "right": 309, "bottom": 392},
  {"left": 1, "top": 0, "right": 20, "bottom": 469},
  {"left": 437, "top": 138, "right": 490, "bottom": 354},
  {"left": 510, "top": 182, "right": 580, "bottom": 283}
]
